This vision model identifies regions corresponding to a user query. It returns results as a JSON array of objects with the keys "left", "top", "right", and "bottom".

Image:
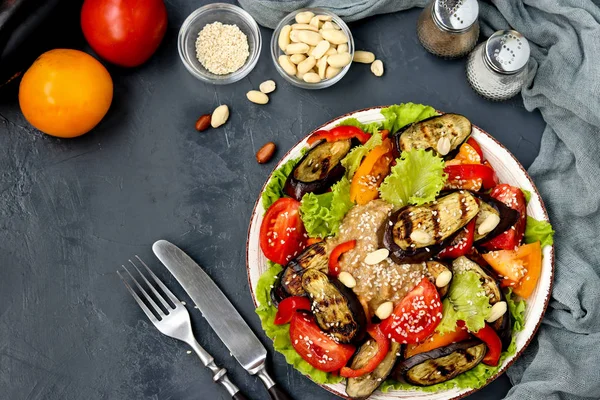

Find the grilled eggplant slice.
[
  {"left": 452, "top": 256, "right": 502, "bottom": 305},
  {"left": 472, "top": 193, "right": 520, "bottom": 244},
  {"left": 346, "top": 341, "right": 401, "bottom": 400},
  {"left": 393, "top": 340, "right": 486, "bottom": 386},
  {"left": 380, "top": 192, "right": 479, "bottom": 264},
  {"left": 302, "top": 269, "right": 366, "bottom": 343},
  {"left": 396, "top": 114, "right": 472, "bottom": 156},
  {"left": 280, "top": 242, "right": 328, "bottom": 297},
  {"left": 270, "top": 272, "right": 289, "bottom": 308},
  {"left": 283, "top": 139, "right": 351, "bottom": 201},
  {"left": 425, "top": 261, "right": 451, "bottom": 298}
]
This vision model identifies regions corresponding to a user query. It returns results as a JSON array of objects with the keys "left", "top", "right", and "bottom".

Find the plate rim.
[{"left": 245, "top": 105, "right": 555, "bottom": 399}]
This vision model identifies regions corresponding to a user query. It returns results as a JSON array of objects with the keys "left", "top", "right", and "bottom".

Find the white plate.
[{"left": 246, "top": 106, "right": 554, "bottom": 400}]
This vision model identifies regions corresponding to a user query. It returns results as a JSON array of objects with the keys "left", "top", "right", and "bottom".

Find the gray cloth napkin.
[{"left": 239, "top": 0, "right": 600, "bottom": 399}]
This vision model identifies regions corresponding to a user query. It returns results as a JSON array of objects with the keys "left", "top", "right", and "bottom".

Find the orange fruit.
[{"left": 19, "top": 49, "right": 113, "bottom": 138}]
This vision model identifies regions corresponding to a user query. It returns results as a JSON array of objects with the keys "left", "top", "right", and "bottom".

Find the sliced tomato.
[
  {"left": 467, "top": 137, "right": 484, "bottom": 160},
  {"left": 340, "top": 325, "right": 390, "bottom": 378},
  {"left": 481, "top": 184, "right": 526, "bottom": 251},
  {"left": 274, "top": 297, "right": 312, "bottom": 325},
  {"left": 458, "top": 321, "right": 502, "bottom": 366},
  {"left": 380, "top": 278, "right": 443, "bottom": 344},
  {"left": 307, "top": 125, "right": 371, "bottom": 146},
  {"left": 454, "top": 142, "right": 482, "bottom": 164},
  {"left": 259, "top": 198, "right": 306, "bottom": 265},
  {"left": 438, "top": 218, "right": 476, "bottom": 259},
  {"left": 350, "top": 138, "right": 393, "bottom": 205},
  {"left": 329, "top": 240, "right": 356, "bottom": 277},
  {"left": 290, "top": 311, "right": 356, "bottom": 372},
  {"left": 404, "top": 328, "right": 470, "bottom": 359},
  {"left": 444, "top": 164, "right": 496, "bottom": 191},
  {"left": 482, "top": 241, "right": 542, "bottom": 298}
]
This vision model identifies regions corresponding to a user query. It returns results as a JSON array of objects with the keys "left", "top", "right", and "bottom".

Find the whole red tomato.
[{"left": 81, "top": 0, "right": 168, "bottom": 67}]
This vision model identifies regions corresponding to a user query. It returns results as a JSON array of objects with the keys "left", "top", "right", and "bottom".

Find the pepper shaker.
[
  {"left": 417, "top": 0, "right": 480, "bottom": 59},
  {"left": 466, "top": 30, "right": 531, "bottom": 101}
]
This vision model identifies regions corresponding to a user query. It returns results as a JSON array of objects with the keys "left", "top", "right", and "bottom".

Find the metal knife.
[{"left": 152, "top": 240, "right": 292, "bottom": 400}]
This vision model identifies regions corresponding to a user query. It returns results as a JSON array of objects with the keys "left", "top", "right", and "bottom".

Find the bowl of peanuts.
[{"left": 271, "top": 8, "right": 355, "bottom": 89}]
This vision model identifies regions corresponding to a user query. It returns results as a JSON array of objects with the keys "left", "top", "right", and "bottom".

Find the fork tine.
[
  {"left": 121, "top": 264, "right": 166, "bottom": 318},
  {"left": 129, "top": 258, "right": 173, "bottom": 311},
  {"left": 135, "top": 255, "right": 181, "bottom": 307},
  {"left": 117, "top": 270, "right": 159, "bottom": 323}
]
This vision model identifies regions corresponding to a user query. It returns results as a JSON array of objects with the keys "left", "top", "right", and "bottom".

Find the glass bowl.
[
  {"left": 270, "top": 8, "right": 354, "bottom": 89},
  {"left": 178, "top": 3, "right": 262, "bottom": 85}
]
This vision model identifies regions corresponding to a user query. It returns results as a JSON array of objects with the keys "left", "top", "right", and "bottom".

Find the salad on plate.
[{"left": 254, "top": 103, "right": 554, "bottom": 399}]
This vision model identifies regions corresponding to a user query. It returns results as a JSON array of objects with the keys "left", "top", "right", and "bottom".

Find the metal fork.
[{"left": 118, "top": 256, "right": 248, "bottom": 400}]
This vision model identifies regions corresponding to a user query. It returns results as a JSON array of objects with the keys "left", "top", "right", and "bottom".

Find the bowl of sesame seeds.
[{"left": 178, "top": 3, "right": 261, "bottom": 85}]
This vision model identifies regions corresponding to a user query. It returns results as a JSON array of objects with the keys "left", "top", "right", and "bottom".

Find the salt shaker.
[
  {"left": 417, "top": 0, "right": 480, "bottom": 59},
  {"left": 466, "top": 30, "right": 531, "bottom": 101}
]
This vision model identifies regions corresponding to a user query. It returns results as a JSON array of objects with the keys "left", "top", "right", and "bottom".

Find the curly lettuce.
[
  {"left": 381, "top": 289, "right": 526, "bottom": 393},
  {"left": 337, "top": 117, "right": 381, "bottom": 135},
  {"left": 379, "top": 148, "right": 447, "bottom": 208},
  {"left": 521, "top": 188, "right": 532, "bottom": 203},
  {"left": 299, "top": 177, "right": 353, "bottom": 238},
  {"left": 255, "top": 262, "right": 344, "bottom": 384},
  {"left": 436, "top": 270, "right": 493, "bottom": 334},
  {"left": 381, "top": 102, "right": 437, "bottom": 134},
  {"left": 524, "top": 216, "right": 555, "bottom": 248}
]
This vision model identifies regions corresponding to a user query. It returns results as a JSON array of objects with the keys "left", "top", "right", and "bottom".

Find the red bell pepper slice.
[
  {"left": 437, "top": 218, "right": 476, "bottom": 259},
  {"left": 340, "top": 325, "right": 390, "bottom": 378},
  {"left": 307, "top": 125, "right": 371, "bottom": 146},
  {"left": 467, "top": 137, "right": 484, "bottom": 160},
  {"left": 457, "top": 321, "right": 502, "bottom": 366},
  {"left": 274, "top": 296, "right": 312, "bottom": 325},
  {"left": 444, "top": 164, "right": 497, "bottom": 190},
  {"left": 329, "top": 240, "right": 356, "bottom": 277}
]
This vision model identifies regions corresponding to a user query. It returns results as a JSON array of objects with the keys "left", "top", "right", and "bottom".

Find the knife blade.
[{"left": 152, "top": 240, "right": 292, "bottom": 400}]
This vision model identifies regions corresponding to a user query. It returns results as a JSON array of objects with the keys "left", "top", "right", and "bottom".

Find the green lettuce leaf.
[
  {"left": 340, "top": 133, "right": 383, "bottom": 179},
  {"left": 521, "top": 189, "right": 532, "bottom": 204},
  {"left": 524, "top": 216, "right": 555, "bottom": 248},
  {"left": 261, "top": 156, "right": 299, "bottom": 210},
  {"left": 299, "top": 177, "right": 353, "bottom": 238},
  {"left": 379, "top": 149, "right": 447, "bottom": 208},
  {"left": 436, "top": 270, "right": 492, "bottom": 334},
  {"left": 380, "top": 102, "right": 437, "bottom": 133},
  {"left": 381, "top": 290, "right": 526, "bottom": 393},
  {"left": 255, "top": 262, "right": 344, "bottom": 384}
]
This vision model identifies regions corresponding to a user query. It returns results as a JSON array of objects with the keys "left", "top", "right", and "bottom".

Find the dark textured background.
[{"left": 0, "top": 1, "right": 545, "bottom": 399}]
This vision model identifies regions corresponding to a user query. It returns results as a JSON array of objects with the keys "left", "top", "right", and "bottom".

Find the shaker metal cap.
[
  {"left": 433, "top": 0, "right": 479, "bottom": 32},
  {"left": 485, "top": 30, "right": 530, "bottom": 74}
]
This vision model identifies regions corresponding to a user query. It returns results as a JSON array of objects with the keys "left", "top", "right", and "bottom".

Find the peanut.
[
  {"left": 322, "top": 21, "right": 336, "bottom": 30},
  {"left": 435, "top": 270, "right": 453, "bottom": 288},
  {"left": 353, "top": 50, "right": 375, "bottom": 64},
  {"left": 337, "top": 43, "right": 348, "bottom": 53},
  {"left": 278, "top": 25, "right": 291, "bottom": 51},
  {"left": 320, "top": 29, "right": 348, "bottom": 45},
  {"left": 327, "top": 52, "right": 352, "bottom": 68},
  {"left": 371, "top": 59, "right": 384, "bottom": 77},
  {"left": 338, "top": 271, "right": 356, "bottom": 288},
  {"left": 256, "top": 142, "right": 276, "bottom": 164},
  {"left": 316, "top": 14, "right": 332, "bottom": 21},
  {"left": 375, "top": 302, "right": 394, "bottom": 320},
  {"left": 297, "top": 30, "right": 322, "bottom": 46},
  {"left": 437, "top": 136, "right": 451, "bottom": 156},
  {"left": 211, "top": 105, "right": 229, "bottom": 128},
  {"left": 290, "top": 29, "right": 301, "bottom": 43},
  {"left": 246, "top": 90, "right": 269, "bottom": 105},
  {"left": 278, "top": 55, "right": 297, "bottom": 75},
  {"left": 410, "top": 230, "right": 432, "bottom": 244},
  {"left": 364, "top": 248, "right": 390, "bottom": 265},
  {"left": 295, "top": 11, "right": 314, "bottom": 24},
  {"left": 292, "top": 23, "right": 318, "bottom": 32},
  {"left": 325, "top": 47, "right": 338, "bottom": 56},
  {"left": 285, "top": 42, "right": 310, "bottom": 55},
  {"left": 317, "top": 56, "right": 328, "bottom": 79},
  {"left": 297, "top": 56, "right": 317, "bottom": 74},
  {"left": 309, "top": 16, "right": 321, "bottom": 29},
  {"left": 195, "top": 114, "right": 211, "bottom": 132},
  {"left": 486, "top": 301, "right": 508, "bottom": 323},
  {"left": 478, "top": 214, "right": 501, "bottom": 236},
  {"left": 325, "top": 66, "right": 341, "bottom": 79},
  {"left": 290, "top": 54, "right": 307, "bottom": 64},
  {"left": 259, "top": 80, "right": 276, "bottom": 94},
  {"left": 311, "top": 40, "right": 330, "bottom": 59},
  {"left": 302, "top": 72, "right": 321, "bottom": 83}
]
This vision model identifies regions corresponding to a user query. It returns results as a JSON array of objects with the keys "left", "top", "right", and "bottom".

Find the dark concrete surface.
[{"left": 0, "top": 2, "right": 546, "bottom": 400}]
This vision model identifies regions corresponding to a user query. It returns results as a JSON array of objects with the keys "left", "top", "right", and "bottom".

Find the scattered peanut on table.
[
  {"left": 247, "top": 90, "right": 269, "bottom": 104},
  {"left": 195, "top": 114, "right": 211, "bottom": 132},
  {"left": 211, "top": 105, "right": 229, "bottom": 128},
  {"left": 256, "top": 142, "right": 276, "bottom": 164},
  {"left": 371, "top": 59, "right": 384, "bottom": 77},
  {"left": 259, "top": 80, "right": 276, "bottom": 94}
]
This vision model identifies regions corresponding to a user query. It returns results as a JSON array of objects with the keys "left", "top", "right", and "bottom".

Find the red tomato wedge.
[
  {"left": 482, "top": 241, "right": 542, "bottom": 298},
  {"left": 340, "top": 325, "right": 390, "bottom": 378},
  {"left": 404, "top": 328, "right": 471, "bottom": 359},
  {"left": 329, "top": 240, "right": 356, "bottom": 277},
  {"left": 274, "top": 297, "right": 312, "bottom": 325},
  {"left": 481, "top": 184, "right": 527, "bottom": 251},
  {"left": 290, "top": 311, "right": 356, "bottom": 372},
  {"left": 350, "top": 138, "right": 393, "bottom": 205},
  {"left": 438, "top": 218, "right": 476, "bottom": 259},
  {"left": 307, "top": 125, "right": 371, "bottom": 146},
  {"left": 259, "top": 198, "right": 306, "bottom": 265},
  {"left": 380, "top": 278, "right": 443, "bottom": 344}
]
